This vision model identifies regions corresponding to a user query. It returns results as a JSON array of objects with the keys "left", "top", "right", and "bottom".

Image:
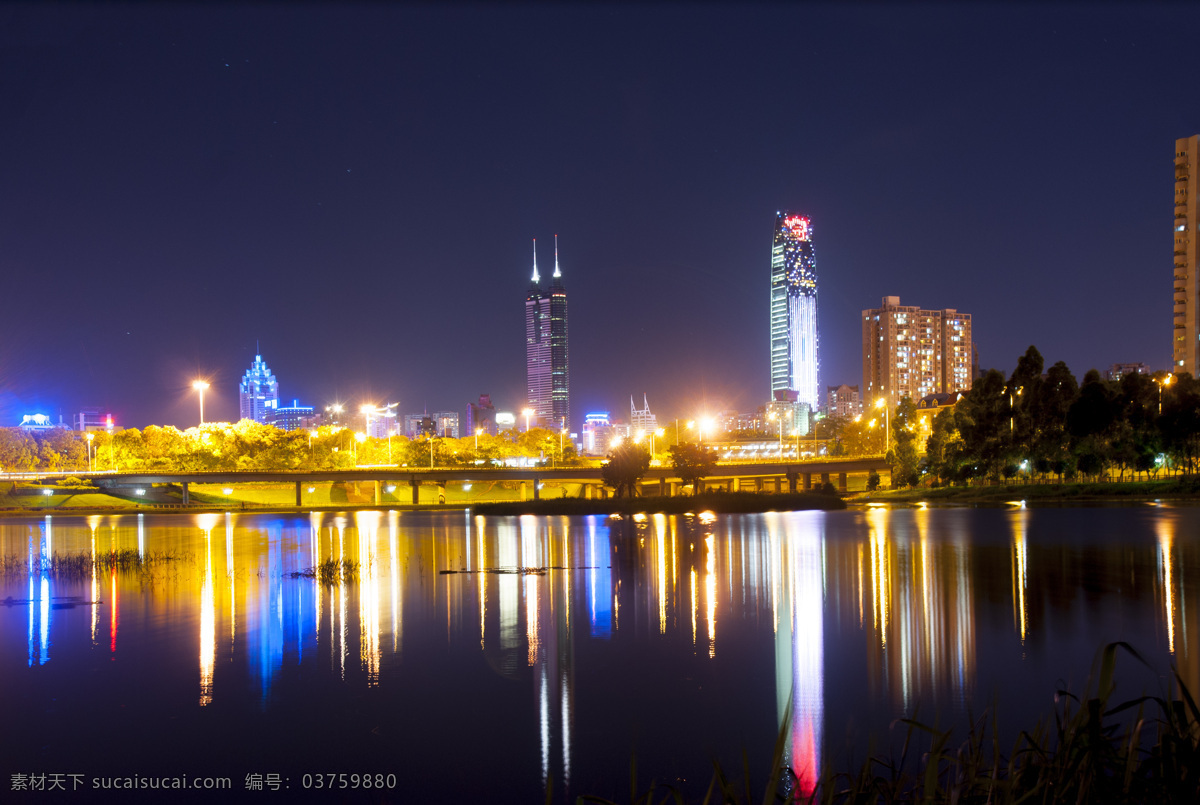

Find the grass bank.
[{"left": 473, "top": 490, "right": 846, "bottom": 516}]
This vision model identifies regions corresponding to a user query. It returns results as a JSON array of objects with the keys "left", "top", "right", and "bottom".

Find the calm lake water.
[{"left": 2, "top": 505, "right": 1198, "bottom": 803}]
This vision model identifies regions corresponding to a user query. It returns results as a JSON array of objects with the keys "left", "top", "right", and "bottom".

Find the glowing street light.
[
  {"left": 653, "top": 427, "right": 664, "bottom": 456},
  {"left": 1158, "top": 373, "right": 1175, "bottom": 415},
  {"left": 354, "top": 431, "right": 366, "bottom": 465},
  {"left": 522, "top": 407, "right": 534, "bottom": 433},
  {"left": 475, "top": 427, "right": 483, "bottom": 451},
  {"left": 361, "top": 403, "right": 375, "bottom": 436},
  {"left": 191, "top": 380, "right": 210, "bottom": 426},
  {"left": 85, "top": 432, "right": 94, "bottom": 472}
]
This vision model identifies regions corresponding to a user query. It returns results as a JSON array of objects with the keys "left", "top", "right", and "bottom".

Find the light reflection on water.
[{"left": 1, "top": 506, "right": 1198, "bottom": 801}]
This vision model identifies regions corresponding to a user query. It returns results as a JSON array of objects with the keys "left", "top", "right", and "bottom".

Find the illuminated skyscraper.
[
  {"left": 1174, "top": 136, "right": 1200, "bottom": 373},
  {"left": 769, "top": 212, "right": 819, "bottom": 411},
  {"left": 525, "top": 236, "right": 569, "bottom": 429},
  {"left": 239, "top": 354, "right": 278, "bottom": 424}
]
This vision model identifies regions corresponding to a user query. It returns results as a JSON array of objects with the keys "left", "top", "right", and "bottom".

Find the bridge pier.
[
  {"left": 786, "top": 471, "right": 797, "bottom": 493},
  {"left": 804, "top": 473, "right": 812, "bottom": 491},
  {"left": 411, "top": 479, "right": 420, "bottom": 505},
  {"left": 533, "top": 477, "right": 540, "bottom": 501},
  {"left": 838, "top": 472, "right": 848, "bottom": 493},
  {"left": 438, "top": 482, "right": 446, "bottom": 504},
  {"left": 821, "top": 473, "right": 831, "bottom": 489},
  {"left": 295, "top": 480, "right": 301, "bottom": 506},
  {"left": 182, "top": 482, "right": 189, "bottom": 505},
  {"left": 374, "top": 480, "right": 382, "bottom": 506}
]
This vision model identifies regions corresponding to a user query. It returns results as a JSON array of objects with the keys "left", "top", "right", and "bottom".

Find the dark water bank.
[
  {"left": 863, "top": 475, "right": 1200, "bottom": 506},
  {"left": 472, "top": 489, "right": 846, "bottom": 516}
]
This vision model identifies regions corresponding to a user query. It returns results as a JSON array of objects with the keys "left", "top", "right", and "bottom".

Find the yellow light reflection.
[
  {"left": 355, "top": 511, "right": 382, "bottom": 685},
  {"left": 1011, "top": 509, "right": 1028, "bottom": 644},
  {"left": 199, "top": 524, "right": 215, "bottom": 706},
  {"left": 1160, "top": 519, "right": 1177, "bottom": 655},
  {"left": 657, "top": 515, "right": 667, "bottom": 634},
  {"left": 705, "top": 535, "right": 716, "bottom": 658}
]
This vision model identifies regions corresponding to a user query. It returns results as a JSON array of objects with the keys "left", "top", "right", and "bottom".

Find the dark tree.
[
  {"left": 890, "top": 397, "right": 921, "bottom": 487},
  {"left": 601, "top": 442, "right": 651, "bottom": 498},
  {"left": 668, "top": 442, "right": 717, "bottom": 493}
]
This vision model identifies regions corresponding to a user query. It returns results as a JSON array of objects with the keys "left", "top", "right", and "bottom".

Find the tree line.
[
  {"left": 891, "top": 346, "right": 1194, "bottom": 487},
  {"left": 0, "top": 420, "right": 581, "bottom": 473}
]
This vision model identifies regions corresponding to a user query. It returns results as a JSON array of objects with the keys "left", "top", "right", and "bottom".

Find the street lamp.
[
  {"left": 874, "top": 398, "right": 889, "bottom": 454},
  {"left": 85, "top": 432, "right": 94, "bottom": 472},
  {"left": 475, "top": 427, "right": 483, "bottom": 451},
  {"left": 429, "top": 435, "right": 436, "bottom": 469},
  {"left": 560, "top": 427, "right": 568, "bottom": 463},
  {"left": 308, "top": 429, "right": 317, "bottom": 460},
  {"left": 522, "top": 407, "right": 534, "bottom": 433},
  {"left": 1158, "top": 373, "right": 1174, "bottom": 415},
  {"left": 653, "top": 427, "right": 664, "bottom": 457},
  {"left": 191, "top": 380, "right": 209, "bottom": 426},
  {"left": 354, "top": 431, "right": 365, "bottom": 465},
  {"left": 361, "top": 404, "right": 374, "bottom": 436}
]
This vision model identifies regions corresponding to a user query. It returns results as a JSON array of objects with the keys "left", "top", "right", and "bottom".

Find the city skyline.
[{"left": 1, "top": 4, "right": 1195, "bottom": 428}]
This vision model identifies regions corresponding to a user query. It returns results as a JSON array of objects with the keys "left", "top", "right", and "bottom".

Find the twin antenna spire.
[{"left": 531, "top": 235, "right": 562, "bottom": 283}]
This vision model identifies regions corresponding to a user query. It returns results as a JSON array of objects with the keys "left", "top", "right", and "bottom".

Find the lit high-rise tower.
[
  {"left": 769, "top": 212, "right": 819, "bottom": 410},
  {"left": 525, "top": 237, "right": 569, "bottom": 429},
  {"left": 1175, "top": 136, "right": 1199, "bottom": 373},
  {"left": 239, "top": 353, "right": 278, "bottom": 424}
]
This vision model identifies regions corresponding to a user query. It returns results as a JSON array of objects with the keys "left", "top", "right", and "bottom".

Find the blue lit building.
[
  {"left": 239, "top": 354, "right": 279, "bottom": 424},
  {"left": 769, "top": 212, "right": 819, "bottom": 420},
  {"left": 271, "top": 400, "right": 315, "bottom": 432}
]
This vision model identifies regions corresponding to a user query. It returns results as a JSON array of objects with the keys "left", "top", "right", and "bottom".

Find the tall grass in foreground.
[
  {"left": 0, "top": 550, "right": 184, "bottom": 577},
  {"left": 575, "top": 643, "right": 1200, "bottom": 805}
]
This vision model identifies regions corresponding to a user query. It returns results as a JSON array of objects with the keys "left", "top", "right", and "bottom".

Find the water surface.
[{"left": 1, "top": 505, "right": 1196, "bottom": 802}]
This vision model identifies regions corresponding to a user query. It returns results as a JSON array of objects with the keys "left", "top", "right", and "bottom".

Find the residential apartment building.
[{"left": 862, "top": 296, "right": 973, "bottom": 410}]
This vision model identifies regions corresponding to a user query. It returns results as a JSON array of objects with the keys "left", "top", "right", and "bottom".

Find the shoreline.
[{"left": 7, "top": 481, "right": 1200, "bottom": 517}]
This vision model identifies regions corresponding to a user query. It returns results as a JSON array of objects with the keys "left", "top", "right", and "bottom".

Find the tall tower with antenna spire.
[{"left": 525, "top": 236, "right": 570, "bottom": 430}]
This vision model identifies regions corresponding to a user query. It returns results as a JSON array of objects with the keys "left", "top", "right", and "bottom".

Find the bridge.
[{"left": 82, "top": 458, "right": 891, "bottom": 506}]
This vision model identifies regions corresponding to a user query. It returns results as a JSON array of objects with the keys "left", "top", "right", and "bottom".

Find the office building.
[
  {"left": 1105, "top": 363, "right": 1150, "bottom": 382},
  {"left": 466, "top": 394, "right": 497, "bottom": 437},
  {"left": 630, "top": 395, "right": 657, "bottom": 435},
  {"left": 433, "top": 411, "right": 460, "bottom": 439},
  {"left": 1175, "top": 136, "right": 1200, "bottom": 373},
  {"left": 826, "top": 385, "right": 861, "bottom": 419},
  {"left": 272, "top": 401, "right": 316, "bottom": 432},
  {"left": 862, "top": 296, "right": 973, "bottom": 410},
  {"left": 582, "top": 412, "right": 614, "bottom": 455},
  {"left": 74, "top": 408, "right": 115, "bottom": 432},
  {"left": 525, "top": 236, "right": 569, "bottom": 430},
  {"left": 769, "top": 212, "right": 820, "bottom": 414},
  {"left": 239, "top": 354, "right": 279, "bottom": 424}
]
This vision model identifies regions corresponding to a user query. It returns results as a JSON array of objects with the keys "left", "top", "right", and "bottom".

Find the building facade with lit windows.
[
  {"left": 826, "top": 385, "right": 861, "bottom": 419},
  {"left": 1175, "top": 136, "right": 1200, "bottom": 373},
  {"left": 239, "top": 354, "right": 279, "bottom": 424},
  {"left": 271, "top": 401, "right": 316, "bottom": 432},
  {"left": 862, "top": 296, "right": 972, "bottom": 410},
  {"left": 525, "top": 237, "right": 569, "bottom": 430},
  {"left": 582, "top": 412, "right": 614, "bottom": 455},
  {"left": 769, "top": 212, "right": 820, "bottom": 418}
]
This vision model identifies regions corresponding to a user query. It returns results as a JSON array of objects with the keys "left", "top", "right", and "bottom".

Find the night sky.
[{"left": 2, "top": 3, "right": 1195, "bottom": 430}]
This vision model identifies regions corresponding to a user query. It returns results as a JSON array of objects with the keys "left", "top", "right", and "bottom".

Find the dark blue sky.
[{"left": 0, "top": 3, "right": 1193, "bottom": 429}]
